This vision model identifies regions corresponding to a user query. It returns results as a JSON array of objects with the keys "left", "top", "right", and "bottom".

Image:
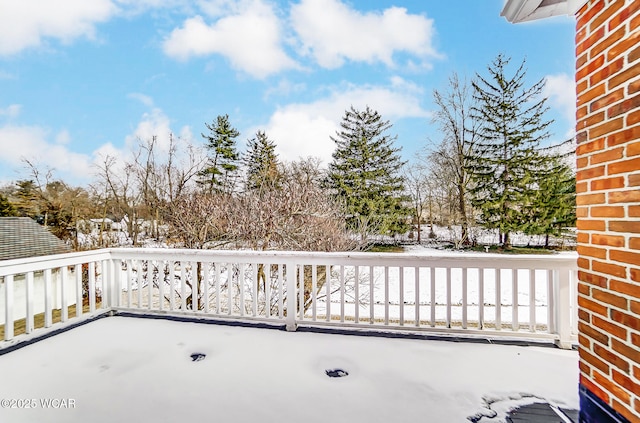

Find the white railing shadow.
[{"left": 0, "top": 248, "right": 578, "bottom": 349}]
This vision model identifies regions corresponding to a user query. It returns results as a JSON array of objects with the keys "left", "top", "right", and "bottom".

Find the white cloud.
[
  {"left": 0, "top": 124, "right": 93, "bottom": 182},
  {"left": 253, "top": 78, "right": 429, "bottom": 165},
  {"left": 128, "top": 93, "right": 155, "bottom": 107},
  {"left": 543, "top": 73, "right": 576, "bottom": 124},
  {"left": 0, "top": 0, "right": 117, "bottom": 55},
  {"left": 163, "top": 0, "right": 297, "bottom": 78},
  {"left": 0, "top": 104, "right": 22, "bottom": 118},
  {"left": 290, "top": 0, "right": 439, "bottom": 69}
]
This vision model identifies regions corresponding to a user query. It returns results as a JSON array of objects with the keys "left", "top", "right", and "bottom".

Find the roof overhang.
[{"left": 501, "top": 0, "right": 588, "bottom": 23}]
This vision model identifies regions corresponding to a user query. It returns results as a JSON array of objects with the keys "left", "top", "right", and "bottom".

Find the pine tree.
[
  {"left": 522, "top": 145, "right": 576, "bottom": 247},
  {"left": 466, "top": 55, "right": 553, "bottom": 248},
  {"left": 198, "top": 114, "right": 240, "bottom": 194},
  {"left": 244, "top": 130, "right": 280, "bottom": 191},
  {"left": 327, "top": 106, "right": 410, "bottom": 241},
  {"left": 0, "top": 193, "right": 17, "bottom": 216}
]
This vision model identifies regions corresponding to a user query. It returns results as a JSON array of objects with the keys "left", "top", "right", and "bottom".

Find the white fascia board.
[{"left": 501, "top": 0, "right": 589, "bottom": 22}]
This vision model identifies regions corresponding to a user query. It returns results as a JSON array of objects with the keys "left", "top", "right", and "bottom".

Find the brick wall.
[{"left": 575, "top": 0, "right": 640, "bottom": 421}]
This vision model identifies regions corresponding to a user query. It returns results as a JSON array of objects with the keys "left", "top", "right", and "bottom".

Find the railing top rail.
[
  {"left": 109, "top": 248, "right": 577, "bottom": 269},
  {"left": 0, "top": 249, "right": 111, "bottom": 276}
]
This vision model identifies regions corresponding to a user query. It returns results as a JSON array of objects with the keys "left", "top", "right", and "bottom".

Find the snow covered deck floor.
[{"left": 0, "top": 316, "right": 578, "bottom": 423}]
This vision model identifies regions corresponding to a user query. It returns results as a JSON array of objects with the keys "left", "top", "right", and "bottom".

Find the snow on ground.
[{"left": 0, "top": 316, "right": 578, "bottom": 423}]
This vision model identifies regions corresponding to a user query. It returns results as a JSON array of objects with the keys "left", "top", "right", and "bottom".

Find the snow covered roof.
[
  {"left": 501, "top": 0, "right": 588, "bottom": 22},
  {"left": 0, "top": 217, "right": 70, "bottom": 261},
  {"left": 0, "top": 316, "right": 579, "bottom": 422}
]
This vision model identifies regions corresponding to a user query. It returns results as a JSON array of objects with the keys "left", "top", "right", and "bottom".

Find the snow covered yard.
[{"left": 0, "top": 316, "right": 578, "bottom": 423}]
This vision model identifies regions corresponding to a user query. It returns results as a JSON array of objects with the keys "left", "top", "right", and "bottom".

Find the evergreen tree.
[
  {"left": 198, "top": 114, "right": 240, "bottom": 193},
  {"left": 244, "top": 130, "right": 280, "bottom": 190},
  {"left": 0, "top": 193, "right": 17, "bottom": 216},
  {"left": 466, "top": 55, "right": 552, "bottom": 248},
  {"left": 522, "top": 145, "right": 576, "bottom": 247},
  {"left": 327, "top": 106, "right": 410, "bottom": 241}
]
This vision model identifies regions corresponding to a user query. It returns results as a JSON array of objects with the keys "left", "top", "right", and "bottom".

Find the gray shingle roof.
[{"left": 0, "top": 217, "right": 71, "bottom": 261}]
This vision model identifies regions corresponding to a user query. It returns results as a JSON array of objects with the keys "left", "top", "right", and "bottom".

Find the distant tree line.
[{"left": 0, "top": 54, "right": 575, "bottom": 251}]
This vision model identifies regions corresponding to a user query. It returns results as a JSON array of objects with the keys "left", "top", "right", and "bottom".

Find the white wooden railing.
[{"left": 0, "top": 248, "right": 578, "bottom": 349}]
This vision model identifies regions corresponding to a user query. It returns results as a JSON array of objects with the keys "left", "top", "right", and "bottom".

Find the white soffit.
[{"left": 501, "top": 0, "right": 588, "bottom": 22}]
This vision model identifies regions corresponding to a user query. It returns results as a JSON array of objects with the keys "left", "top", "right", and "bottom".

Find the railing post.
[
  {"left": 286, "top": 261, "right": 297, "bottom": 332},
  {"left": 555, "top": 268, "right": 572, "bottom": 349}
]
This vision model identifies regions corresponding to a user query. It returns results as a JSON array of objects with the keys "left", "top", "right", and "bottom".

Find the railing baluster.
[
  {"left": 479, "top": 268, "right": 484, "bottom": 330},
  {"left": 384, "top": 266, "right": 389, "bottom": 326},
  {"left": 311, "top": 264, "right": 317, "bottom": 322},
  {"left": 354, "top": 265, "right": 359, "bottom": 324},
  {"left": 137, "top": 261, "right": 143, "bottom": 309},
  {"left": 159, "top": 261, "right": 165, "bottom": 311},
  {"left": 430, "top": 267, "right": 435, "bottom": 327},
  {"left": 26, "top": 271, "right": 35, "bottom": 333},
  {"left": 227, "top": 264, "right": 233, "bottom": 315},
  {"left": 415, "top": 267, "right": 420, "bottom": 328},
  {"left": 61, "top": 266, "right": 68, "bottom": 323},
  {"left": 148, "top": 260, "right": 153, "bottom": 310},
  {"left": 169, "top": 261, "right": 175, "bottom": 311},
  {"left": 325, "top": 265, "right": 330, "bottom": 322},
  {"left": 339, "top": 265, "right": 345, "bottom": 323},
  {"left": 238, "top": 263, "right": 245, "bottom": 316},
  {"left": 278, "top": 264, "right": 284, "bottom": 319},
  {"left": 44, "top": 268, "right": 52, "bottom": 327},
  {"left": 446, "top": 267, "right": 451, "bottom": 328},
  {"left": 369, "top": 266, "right": 374, "bottom": 325},
  {"left": 114, "top": 259, "right": 122, "bottom": 308},
  {"left": 512, "top": 268, "right": 518, "bottom": 331},
  {"left": 547, "top": 269, "right": 554, "bottom": 334},
  {"left": 529, "top": 268, "right": 536, "bottom": 332},
  {"left": 462, "top": 267, "right": 468, "bottom": 330},
  {"left": 215, "top": 263, "right": 221, "bottom": 314},
  {"left": 4, "top": 274, "right": 13, "bottom": 340},
  {"left": 88, "top": 262, "right": 95, "bottom": 313},
  {"left": 299, "top": 265, "right": 304, "bottom": 321},
  {"left": 192, "top": 261, "right": 199, "bottom": 312},
  {"left": 75, "top": 265, "right": 82, "bottom": 318},
  {"left": 264, "top": 263, "right": 270, "bottom": 318},
  {"left": 181, "top": 262, "right": 188, "bottom": 311},
  {"left": 126, "top": 260, "right": 132, "bottom": 308},
  {"left": 204, "top": 262, "right": 210, "bottom": 314},
  {"left": 399, "top": 267, "right": 404, "bottom": 326},
  {"left": 495, "top": 269, "right": 502, "bottom": 331},
  {"left": 252, "top": 263, "right": 257, "bottom": 317}
]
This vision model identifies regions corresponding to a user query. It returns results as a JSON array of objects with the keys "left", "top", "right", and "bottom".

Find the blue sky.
[{"left": 0, "top": 0, "right": 576, "bottom": 186}]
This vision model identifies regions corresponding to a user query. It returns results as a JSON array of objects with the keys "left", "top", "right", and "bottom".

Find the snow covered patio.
[{"left": 0, "top": 315, "right": 578, "bottom": 423}]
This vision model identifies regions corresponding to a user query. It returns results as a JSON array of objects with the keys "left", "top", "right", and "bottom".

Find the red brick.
[
  {"left": 576, "top": 181, "right": 588, "bottom": 193},
  {"left": 609, "top": 63, "right": 640, "bottom": 90},
  {"left": 610, "top": 279, "right": 640, "bottom": 299},
  {"left": 577, "top": 206, "right": 589, "bottom": 218},
  {"left": 580, "top": 360, "right": 592, "bottom": 376},
  {"left": 580, "top": 83, "right": 607, "bottom": 107},
  {"left": 577, "top": 0, "right": 605, "bottom": 31},
  {"left": 577, "top": 232, "right": 590, "bottom": 243},
  {"left": 631, "top": 45, "right": 640, "bottom": 64},
  {"left": 612, "top": 338, "right": 640, "bottom": 363},
  {"left": 579, "top": 332, "right": 591, "bottom": 348},
  {"left": 578, "top": 257, "right": 591, "bottom": 270},
  {"left": 632, "top": 300, "right": 640, "bottom": 314},
  {"left": 633, "top": 268, "right": 640, "bottom": 282},
  {"left": 579, "top": 282, "right": 591, "bottom": 296},
  {"left": 629, "top": 174, "right": 640, "bottom": 186},
  {"left": 577, "top": 130, "right": 588, "bottom": 144},
  {"left": 591, "top": 117, "right": 624, "bottom": 138},
  {"left": 611, "top": 399, "right": 638, "bottom": 423},
  {"left": 591, "top": 147, "right": 624, "bottom": 164},
  {"left": 579, "top": 320, "right": 610, "bottom": 344},
  {"left": 576, "top": 192, "right": 605, "bottom": 204},
  {"left": 577, "top": 105, "right": 589, "bottom": 120},
  {"left": 608, "top": 190, "right": 640, "bottom": 203},
  {"left": 629, "top": 237, "right": 640, "bottom": 249},
  {"left": 610, "top": 249, "right": 640, "bottom": 267},
  {"left": 628, "top": 142, "right": 640, "bottom": 156},
  {"left": 577, "top": 138, "right": 605, "bottom": 156},
  {"left": 610, "top": 220, "right": 640, "bottom": 234},
  {"left": 579, "top": 270, "right": 608, "bottom": 288},
  {"left": 578, "top": 54, "right": 605, "bottom": 81},
  {"left": 582, "top": 346, "right": 611, "bottom": 374},
  {"left": 590, "top": 0, "right": 624, "bottom": 33},
  {"left": 593, "top": 288, "right": 628, "bottom": 309},
  {"left": 592, "top": 315, "right": 628, "bottom": 342},
  {"left": 594, "top": 370, "right": 631, "bottom": 404},
  {"left": 608, "top": 126, "right": 640, "bottom": 147},
  {"left": 629, "top": 111, "right": 640, "bottom": 126},
  {"left": 592, "top": 233, "right": 625, "bottom": 246},
  {"left": 630, "top": 206, "right": 640, "bottom": 217},
  {"left": 590, "top": 57, "right": 625, "bottom": 87},
  {"left": 577, "top": 245, "right": 607, "bottom": 259},
  {"left": 577, "top": 26, "right": 606, "bottom": 56},
  {"left": 630, "top": 79, "right": 640, "bottom": 95},
  {"left": 591, "top": 177, "right": 625, "bottom": 191},
  {"left": 577, "top": 219, "right": 606, "bottom": 231},
  {"left": 609, "top": 1, "right": 640, "bottom": 32},
  {"left": 608, "top": 30, "right": 640, "bottom": 63},
  {"left": 590, "top": 88, "right": 625, "bottom": 113},
  {"left": 613, "top": 369, "right": 640, "bottom": 396},
  {"left": 579, "top": 111, "right": 606, "bottom": 130},
  {"left": 593, "top": 259, "right": 627, "bottom": 278},
  {"left": 608, "top": 93, "right": 640, "bottom": 119},
  {"left": 581, "top": 374, "right": 610, "bottom": 404}
]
